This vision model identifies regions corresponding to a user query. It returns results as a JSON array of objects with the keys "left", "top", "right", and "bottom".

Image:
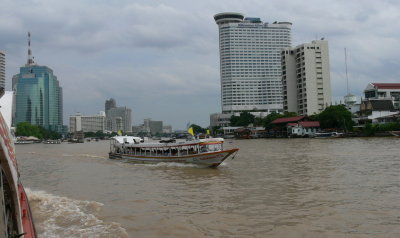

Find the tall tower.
[
  {"left": 0, "top": 51, "right": 5, "bottom": 91},
  {"left": 281, "top": 40, "right": 332, "bottom": 115},
  {"left": 214, "top": 12, "right": 292, "bottom": 114},
  {"left": 27, "top": 32, "right": 35, "bottom": 66},
  {"left": 13, "top": 32, "right": 64, "bottom": 132}
]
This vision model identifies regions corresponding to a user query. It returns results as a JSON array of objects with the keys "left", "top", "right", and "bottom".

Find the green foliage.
[
  {"left": 260, "top": 112, "right": 298, "bottom": 129},
  {"left": 16, "top": 122, "right": 42, "bottom": 138},
  {"left": 262, "top": 112, "right": 284, "bottom": 129},
  {"left": 190, "top": 124, "right": 207, "bottom": 134},
  {"left": 230, "top": 112, "right": 255, "bottom": 127},
  {"left": 16, "top": 122, "right": 61, "bottom": 139},
  {"left": 253, "top": 117, "right": 264, "bottom": 127},
  {"left": 362, "top": 122, "right": 400, "bottom": 136},
  {"left": 84, "top": 130, "right": 108, "bottom": 138},
  {"left": 211, "top": 126, "right": 223, "bottom": 135},
  {"left": 316, "top": 105, "right": 353, "bottom": 130},
  {"left": 376, "top": 122, "right": 400, "bottom": 131},
  {"left": 362, "top": 123, "right": 377, "bottom": 136},
  {"left": 283, "top": 112, "right": 298, "bottom": 118}
]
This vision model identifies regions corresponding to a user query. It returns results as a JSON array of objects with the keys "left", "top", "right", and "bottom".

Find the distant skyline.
[{"left": 1, "top": 0, "right": 400, "bottom": 129}]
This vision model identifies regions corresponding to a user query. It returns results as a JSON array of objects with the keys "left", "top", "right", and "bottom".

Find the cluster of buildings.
[
  {"left": 2, "top": 33, "right": 134, "bottom": 136},
  {"left": 2, "top": 13, "right": 398, "bottom": 137},
  {"left": 210, "top": 12, "right": 399, "bottom": 130},
  {"left": 2, "top": 33, "right": 170, "bottom": 136},
  {"left": 69, "top": 99, "right": 173, "bottom": 136},
  {"left": 353, "top": 83, "right": 400, "bottom": 124},
  {"left": 210, "top": 13, "right": 332, "bottom": 128},
  {"left": 69, "top": 98, "right": 132, "bottom": 134},
  {"left": 132, "top": 118, "right": 172, "bottom": 135}
]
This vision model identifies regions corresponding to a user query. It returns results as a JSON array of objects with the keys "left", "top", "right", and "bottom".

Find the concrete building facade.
[
  {"left": 214, "top": 12, "right": 292, "bottom": 114},
  {"left": 143, "top": 118, "right": 163, "bottom": 135},
  {"left": 210, "top": 113, "right": 233, "bottom": 128},
  {"left": 281, "top": 40, "right": 332, "bottom": 115},
  {"left": 106, "top": 106, "right": 132, "bottom": 133},
  {"left": 105, "top": 98, "right": 116, "bottom": 114},
  {"left": 69, "top": 111, "right": 106, "bottom": 133},
  {"left": 364, "top": 83, "right": 400, "bottom": 110},
  {"left": 162, "top": 125, "right": 172, "bottom": 134},
  {"left": 104, "top": 99, "right": 132, "bottom": 133}
]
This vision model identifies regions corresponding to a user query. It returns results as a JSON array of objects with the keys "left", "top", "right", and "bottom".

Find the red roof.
[
  {"left": 299, "top": 121, "right": 320, "bottom": 127},
  {"left": 372, "top": 83, "right": 400, "bottom": 90},
  {"left": 272, "top": 116, "right": 305, "bottom": 124}
]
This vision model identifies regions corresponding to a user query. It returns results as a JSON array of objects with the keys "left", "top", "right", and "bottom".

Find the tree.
[
  {"left": 190, "top": 124, "right": 207, "bottom": 134},
  {"left": 282, "top": 112, "right": 298, "bottom": 118},
  {"left": 211, "top": 126, "right": 223, "bottom": 135},
  {"left": 16, "top": 122, "right": 43, "bottom": 139},
  {"left": 262, "top": 112, "right": 284, "bottom": 130},
  {"left": 16, "top": 122, "right": 61, "bottom": 139},
  {"left": 259, "top": 112, "right": 298, "bottom": 130},
  {"left": 230, "top": 112, "right": 255, "bottom": 127},
  {"left": 317, "top": 105, "right": 353, "bottom": 130}
]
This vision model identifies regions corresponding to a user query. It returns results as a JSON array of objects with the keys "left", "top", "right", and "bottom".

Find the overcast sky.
[{"left": 1, "top": 0, "right": 399, "bottom": 130}]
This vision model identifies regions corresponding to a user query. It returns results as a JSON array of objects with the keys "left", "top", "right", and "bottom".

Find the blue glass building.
[{"left": 12, "top": 65, "right": 63, "bottom": 132}]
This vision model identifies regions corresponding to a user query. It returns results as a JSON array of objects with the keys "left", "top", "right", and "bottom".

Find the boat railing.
[{"left": 112, "top": 141, "right": 224, "bottom": 157}]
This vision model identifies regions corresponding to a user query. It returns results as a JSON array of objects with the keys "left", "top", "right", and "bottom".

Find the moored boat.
[
  {"left": 313, "top": 132, "right": 344, "bottom": 138},
  {"left": 389, "top": 131, "right": 400, "bottom": 137},
  {"left": 43, "top": 139, "right": 61, "bottom": 144},
  {"left": 109, "top": 136, "right": 239, "bottom": 167}
]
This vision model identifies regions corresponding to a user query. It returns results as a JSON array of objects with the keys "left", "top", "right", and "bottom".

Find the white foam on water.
[
  {"left": 25, "top": 188, "right": 128, "bottom": 238},
  {"left": 137, "top": 162, "right": 206, "bottom": 168},
  {"left": 61, "top": 154, "right": 108, "bottom": 159}
]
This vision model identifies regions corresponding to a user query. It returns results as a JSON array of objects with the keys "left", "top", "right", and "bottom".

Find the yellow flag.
[
  {"left": 206, "top": 129, "right": 210, "bottom": 135},
  {"left": 188, "top": 127, "right": 194, "bottom": 136}
]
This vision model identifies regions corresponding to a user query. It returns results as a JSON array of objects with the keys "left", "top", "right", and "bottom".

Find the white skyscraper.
[
  {"left": 0, "top": 51, "right": 5, "bottom": 90},
  {"left": 214, "top": 12, "right": 292, "bottom": 114},
  {"left": 281, "top": 40, "right": 332, "bottom": 115}
]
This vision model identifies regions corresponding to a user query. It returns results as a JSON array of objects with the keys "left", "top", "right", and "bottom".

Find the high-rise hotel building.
[
  {"left": 214, "top": 12, "right": 292, "bottom": 114},
  {"left": 281, "top": 40, "right": 331, "bottom": 115}
]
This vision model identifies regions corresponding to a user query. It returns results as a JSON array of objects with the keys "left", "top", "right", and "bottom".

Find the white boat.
[
  {"left": 109, "top": 136, "right": 239, "bottom": 167},
  {"left": 43, "top": 139, "right": 61, "bottom": 144},
  {"left": 314, "top": 132, "right": 344, "bottom": 138}
]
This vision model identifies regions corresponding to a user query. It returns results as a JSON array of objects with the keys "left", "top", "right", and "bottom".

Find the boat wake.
[
  {"left": 134, "top": 162, "right": 206, "bottom": 168},
  {"left": 61, "top": 153, "right": 108, "bottom": 159},
  {"left": 25, "top": 188, "right": 128, "bottom": 238}
]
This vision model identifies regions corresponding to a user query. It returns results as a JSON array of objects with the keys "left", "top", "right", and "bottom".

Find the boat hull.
[{"left": 109, "top": 148, "right": 238, "bottom": 167}]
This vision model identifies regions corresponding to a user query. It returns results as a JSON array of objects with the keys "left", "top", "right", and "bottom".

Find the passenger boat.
[
  {"left": 109, "top": 136, "right": 239, "bottom": 167},
  {"left": 313, "top": 132, "right": 344, "bottom": 138},
  {"left": 0, "top": 91, "right": 37, "bottom": 237}
]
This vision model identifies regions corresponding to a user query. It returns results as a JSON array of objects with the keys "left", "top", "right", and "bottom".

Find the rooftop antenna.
[
  {"left": 345, "top": 48, "right": 349, "bottom": 95},
  {"left": 27, "top": 32, "right": 34, "bottom": 65}
]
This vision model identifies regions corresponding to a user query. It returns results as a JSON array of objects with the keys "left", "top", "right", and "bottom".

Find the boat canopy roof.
[
  {"left": 112, "top": 136, "right": 142, "bottom": 144},
  {"left": 112, "top": 136, "right": 224, "bottom": 148}
]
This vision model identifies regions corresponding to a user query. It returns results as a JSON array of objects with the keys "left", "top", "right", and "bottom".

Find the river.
[{"left": 17, "top": 137, "right": 400, "bottom": 237}]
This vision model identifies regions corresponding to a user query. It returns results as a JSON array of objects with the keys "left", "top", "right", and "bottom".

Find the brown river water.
[{"left": 17, "top": 138, "right": 400, "bottom": 238}]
